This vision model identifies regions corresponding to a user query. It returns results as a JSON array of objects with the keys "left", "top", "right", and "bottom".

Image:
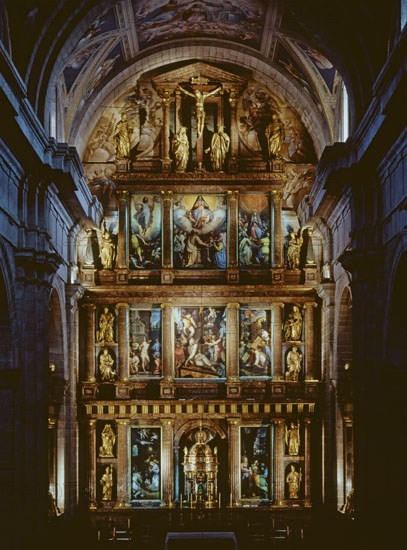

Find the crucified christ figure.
[{"left": 178, "top": 84, "right": 222, "bottom": 137}]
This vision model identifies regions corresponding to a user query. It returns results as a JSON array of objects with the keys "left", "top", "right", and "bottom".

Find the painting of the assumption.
[
  {"left": 129, "top": 309, "right": 162, "bottom": 377},
  {"left": 131, "top": 428, "right": 161, "bottom": 501},
  {"left": 239, "top": 308, "right": 271, "bottom": 377},
  {"left": 174, "top": 306, "right": 226, "bottom": 378},
  {"left": 239, "top": 194, "right": 271, "bottom": 267},
  {"left": 241, "top": 427, "right": 270, "bottom": 500},
  {"left": 173, "top": 194, "right": 227, "bottom": 269},
  {"left": 129, "top": 194, "right": 161, "bottom": 269}
]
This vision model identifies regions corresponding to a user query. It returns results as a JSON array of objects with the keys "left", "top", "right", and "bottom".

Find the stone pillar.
[
  {"left": 160, "top": 90, "right": 172, "bottom": 171},
  {"left": 271, "top": 303, "right": 284, "bottom": 379},
  {"left": 304, "top": 419, "right": 311, "bottom": 506},
  {"left": 83, "top": 304, "right": 96, "bottom": 381},
  {"left": 88, "top": 419, "right": 97, "bottom": 508},
  {"left": 116, "top": 190, "right": 128, "bottom": 270},
  {"left": 162, "top": 419, "right": 174, "bottom": 506},
  {"left": 226, "top": 303, "right": 240, "bottom": 397},
  {"left": 272, "top": 191, "right": 283, "bottom": 267},
  {"left": 116, "top": 303, "right": 129, "bottom": 381},
  {"left": 227, "top": 418, "right": 240, "bottom": 506},
  {"left": 115, "top": 420, "right": 129, "bottom": 507},
  {"left": 228, "top": 89, "right": 238, "bottom": 170},
  {"left": 175, "top": 90, "right": 181, "bottom": 133},
  {"left": 304, "top": 302, "right": 318, "bottom": 380},
  {"left": 274, "top": 419, "right": 285, "bottom": 505},
  {"left": 161, "top": 191, "right": 173, "bottom": 269},
  {"left": 227, "top": 190, "right": 239, "bottom": 283},
  {"left": 160, "top": 303, "right": 175, "bottom": 398}
]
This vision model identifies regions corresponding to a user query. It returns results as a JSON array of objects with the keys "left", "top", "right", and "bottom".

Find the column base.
[
  {"left": 80, "top": 266, "right": 97, "bottom": 286},
  {"left": 227, "top": 268, "right": 239, "bottom": 283},
  {"left": 116, "top": 159, "right": 130, "bottom": 172},
  {"left": 161, "top": 159, "right": 172, "bottom": 173},
  {"left": 115, "top": 383, "right": 130, "bottom": 399},
  {"left": 303, "top": 265, "right": 318, "bottom": 285},
  {"left": 225, "top": 380, "right": 242, "bottom": 398},
  {"left": 81, "top": 383, "right": 98, "bottom": 398},
  {"left": 271, "top": 268, "right": 284, "bottom": 283},
  {"left": 161, "top": 269, "right": 174, "bottom": 284},
  {"left": 160, "top": 380, "right": 175, "bottom": 398},
  {"left": 116, "top": 269, "right": 128, "bottom": 283}
]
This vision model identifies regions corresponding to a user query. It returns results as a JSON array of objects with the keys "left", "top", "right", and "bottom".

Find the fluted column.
[
  {"left": 271, "top": 303, "right": 284, "bottom": 379},
  {"left": 227, "top": 418, "right": 240, "bottom": 506},
  {"left": 161, "top": 191, "right": 173, "bottom": 269},
  {"left": 175, "top": 90, "right": 181, "bottom": 133},
  {"left": 88, "top": 419, "right": 97, "bottom": 508},
  {"left": 274, "top": 419, "right": 285, "bottom": 505},
  {"left": 116, "top": 190, "right": 128, "bottom": 270},
  {"left": 115, "top": 420, "right": 129, "bottom": 507},
  {"left": 162, "top": 419, "right": 174, "bottom": 506},
  {"left": 160, "top": 90, "right": 172, "bottom": 161},
  {"left": 83, "top": 304, "right": 96, "bottom": 381},
  {"left": 227, "top": 190, "right": 238, "bottom": 269},
  {"left": 226, "top": 303, "right": 239, "bottom": 380},
  {"left": 304, "top": 302, "right": 318, "bottom": 380},
  {"left": 272, "top": 191, "right": 283, "bottom": 267},
  {"left": 116, "top": 303, "right": 129, "bottom": 381},
  {"left": 304, "top": 418, "right": 311, "bottom": 505},
  {"left": 160, "top": 303, "right": 175, "bottom": 397},
  {"left": 228, "top": 89, "right": 238, "bottom": 169}
]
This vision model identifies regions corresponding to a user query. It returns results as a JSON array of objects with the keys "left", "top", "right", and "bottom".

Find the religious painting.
[
  {"left": 238, "top": 194, "right": 271, "bottom": 267},
  {"left": 129, "top": 194, "right": 162, "bottom": 269},
  {"left": 173, "top": 194, "right": 227, "bottom": 269},
  {"left": 132, "top": 0, "right": 265, "bottom": 50},
  {"left": 294, "top": 40, "right": 336, "bottom": 93},
  {"left": 239, "top": 308, "right": 271, "bottom": 377},
  {"left": 84, "top": 42, "right": 122, "bottom": 100},
  {"left": 240, "top": 426, "right": 270, "bottom": 500},
  {"left": 130, "top": 427, "right": 161, "bottom": 501},
  {"left": 174, "top": 306, "right": 226, "bottom": 378},
  {"left": 129, "top": 308, "right": 162, "bottom": 377}
]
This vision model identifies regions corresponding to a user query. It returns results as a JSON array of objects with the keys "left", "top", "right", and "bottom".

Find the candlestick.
[
  {"left": 218, "top": 492, "right": 221, "bottom": 508},
  {"left": 180, "top": 494, "right": 183, "bottom": 509}
]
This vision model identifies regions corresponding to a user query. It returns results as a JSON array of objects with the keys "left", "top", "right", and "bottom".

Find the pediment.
[{"left": 152, "top": 62, "right": 247, "bottom": 90}]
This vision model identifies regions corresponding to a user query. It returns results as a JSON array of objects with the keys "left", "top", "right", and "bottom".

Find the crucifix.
[{"left": 178, "top": 76, "right": 222, "bottom": 169}]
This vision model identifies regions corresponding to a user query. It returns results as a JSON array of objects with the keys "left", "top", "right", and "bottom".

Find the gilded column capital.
[
  {"left": 227, "top": 417, "right": 240, "bottom": 426},
  {"left": 227, "top": 88, "right": 239, "bottom": 108},
  {"left": 271, "top": 302, "right": 284, "bottom": 310},
  {"left": 271, "top": 190, "right": 283, "bottom": 201},
  {"left": 82, "top": 303, "right": 97, "bottom": 310},
  {"left": 273, "top": 418, "right": 284, "bottom": 426},
  {"left": 88, "top": 419, "right": 96, "bottom": 427},
  {"left": 116, "top": 190, "right": 128, "bottom": 202},
  {"left": 118, "top": 419, "right": 129, "bottom": 426},
  {"left": 226, "top": 302, "right": 240, "bottom": 310},
  {"left": 304, "top": 418, "right": 312, "bottom": 425},
  {"left": 227, "top": 190, "right": 239, "bottom": 200},
  {"left": 161, "top": 302, "right": 174, "bottom": 310},
  {"left": 161, "top": 418, "right": 174, "bottom": 426},
  {"left": 161, "top": 190, "right": 173, "bottom": 202},
  {"left": 304, "top": 302, "right": 318, "bottom": 309},
  {"left": 115, "top": 302, "right": 129, "bottom": 310}
]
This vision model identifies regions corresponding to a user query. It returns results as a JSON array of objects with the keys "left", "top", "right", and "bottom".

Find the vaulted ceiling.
[{"left": 4, "top": 0, "right": 392, "bottom": 158}]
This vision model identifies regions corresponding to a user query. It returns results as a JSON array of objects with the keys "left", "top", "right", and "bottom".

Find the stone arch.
[{"left": 174, "top": 418, "right": 227, "bottom": 448}]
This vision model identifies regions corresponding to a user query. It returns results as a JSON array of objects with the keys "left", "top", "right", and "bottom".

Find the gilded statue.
[
  {"left": 285, "top": 346, "right": 302, "bottom": 381},
  {"left": 113, "top": 112, "right": 131, "bottom": 159},
  {"left": 286, "top": 229, "right": 303, "bottom": 269},
  {"left": 283, "top": 305, "right": 303, "bottom": 341},
  {"left": 172, "top": 126, "right": 189, "bottom": 172},
  {"left": 178, "top": 84, "right": 222, "bottom": 137},
  {"left": 285, "top": 421, "right": 300, "bottom": 455},
  {"left": 286, "top": 464, "right": 302, "bottom": 499},
  {"left": 265, "top": 113, "right": 284, "bottom": 159},
  {"left": 96, "top": 307, "right": 115, "bottom": 343},
  {"left": 206, "top": 126, "right": 230, "bottom": 171},
  {"left": 99, "top": 348, "right": 116, "bottom": 381},
  {"left": 100, "top": 464, "right": 113, "bottom": 501},
  {"left": 99, "top": 228, "right": 116, "bottom": 270},
  {"left": 99, "top": 423, "right": 116, "bottom": 458}
]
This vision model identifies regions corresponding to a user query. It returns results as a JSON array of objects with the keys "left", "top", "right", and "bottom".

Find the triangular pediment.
[{"left": 152, "top": 62, "right": 247, "bottom": 89}]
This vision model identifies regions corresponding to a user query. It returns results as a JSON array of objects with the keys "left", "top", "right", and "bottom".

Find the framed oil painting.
[{"left": 131, "top": 427, "right": 161, "bottom": 501}]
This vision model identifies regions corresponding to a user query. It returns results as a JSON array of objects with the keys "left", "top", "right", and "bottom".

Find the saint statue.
[
  {"left": 265, "top": 113, "right": 284, "bottom": 159},
  {"left": 286, "top": 229, "right": 303, "bottom": 269},
  {"left": 172, "top": 126, "right": 189, "bottom": 171},
  {"left": 113, "top": 112, "right": 131, "bottom": 159},
  {"left": 207, "top": 126, "right": 230, "bottom": 171},
  {"left": 178, "top": 84, "right": 222, "bottom": 137},
  {"left": 285, "top": 346, "right": 302, "bottom": 381},
  {"left": 283, "top": 305, "right": 303, "bottom": 341},
  {"left": 100, "top": 464, "right": 113, "bottom": 501},
  {"left": 96, "top": 307, "right": 115, "bottom": 343},
  {"left": 99, "top": 424, "right": 116, "bottom": 458},
  {"left": 99, "top": 228, "right": 116, "bottom": 270},
  {"left": 285, "top": 421, "right": 300, "bottom": 455},
  {"left": 99, "top": 348, "right": 116, "bottom": 381},
  {"left": 286, "top": 464, "right": 302, "bottom": 499}
]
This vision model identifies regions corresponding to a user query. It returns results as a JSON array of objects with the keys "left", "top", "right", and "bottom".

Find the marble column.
[
  {"left": 227, "top": 418, "right": 240, "bottom": 506},
  {"left": 271, "top": 303, "right": 284, "bottom": 379},
  {"left": 228, "top": 89, "right": 238, "bottom": 169},
  {"left": 304, "top": 302, "right": 318, "bottom": 380},
  {"left": 161, "top": 191, "right": 173, "bottom": 270},
  {"left": 116, "top": 190, "right": 128, "bottom": 270},
  {"left": 226, "top": 303, "right": 241, "bottom": 397},
  {"left": 162, "top": 419, "right": 174, "bottom": 506},
  {"left": 160, "top": 90, "right": 172, "bottom": 163},
  {"left": 88, "top": 419, "right": 97, "bottom": 508},
  {"left": 83, "top": 304, "right": 96, "bottom": 381},
  {"left": 175, "top": 90, "right": 181, "bottom": 133},
  {"left": 227, "top": 190, "right": 238, "bottom": 269},
  {"left": 160, "top": 303, "right": 175, "bottom": 397},
  {"left": 272, "top": 191, "right": 283, "bottom": 267},
  {"left": 304, "top": 418, "right": 311, "bottom": 505},
  {"left": 274, "top": 419, "right": 285, "bottom": 505},
  {"left": 115, "top": 420, "right": 129, "bottom": 507},
  {"left": 116, "top": 303, "right": 129, "bottom": 381}
]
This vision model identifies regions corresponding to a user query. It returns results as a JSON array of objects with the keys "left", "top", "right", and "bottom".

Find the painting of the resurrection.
[
  {"left": 239, "top": 308, "right": 272, "bottom": 377},
  {"left": 129, "top": 194, "right": 162, "bottom": 269},
  {"left": 238, "top": 194, "right": 271, "bottom": 267},
  {"left": 240, "top": 427, "right": 270, "bottom": 500},
  {"left": 173, "top": 194, "right": 227, "bottom": 269},
  {"left": 129, "top": 309, "right": 162, "bottom": 377},
  {"left": 131, "top": 428, "right": 161, "bottom": 501},
  {"left": 174, "top": 306, "right": 226, "bottom": 378}
]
